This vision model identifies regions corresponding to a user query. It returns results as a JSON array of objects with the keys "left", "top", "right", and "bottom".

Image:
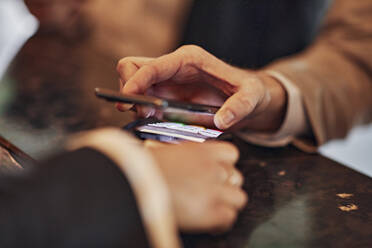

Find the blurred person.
[
  {"left": 24, "top": 0, "right": 86, "bottom": 37},
  {"left": 25, "top": 0, "right": 192, "bottom": 60},
  {"left": 116, "top": 0, "right": 372, "bottom": 151},
  {"left": 0, "top": 128, "right": 246, "bottom": 248},
  {"left": 0, "top": 0, "right": 37, "bottom": 78}
]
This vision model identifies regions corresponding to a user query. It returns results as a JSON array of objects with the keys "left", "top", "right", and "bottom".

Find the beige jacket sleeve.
[{"left": 265, "top": 0, "right": 372, "bottom": 148}]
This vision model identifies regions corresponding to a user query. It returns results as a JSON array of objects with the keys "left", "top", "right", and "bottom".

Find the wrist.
[{"left": 257, "top": 72, "right": 288, "bottom": 131}]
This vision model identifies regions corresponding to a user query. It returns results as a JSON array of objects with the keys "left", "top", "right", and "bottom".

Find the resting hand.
[
  {"left": 148, "top": 141, "right": 247, "bottom": 232},
  {"left": 116, "top": 45, "right": 287, "bottom": 131}
]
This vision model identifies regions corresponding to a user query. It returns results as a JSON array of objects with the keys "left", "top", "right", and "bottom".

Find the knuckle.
[
  {"left": 143, "top": 64, "right": 159, "bottom": 82},
  {"left": 238, "top": 89, "right": 252, "bottom": 104},
  {"left": 230, "top": 170, "right": 244, "bottom": 188},
  {"left": 179, "top": 44, "right": 203, "bottom": 53},
  {"left": 177, "top": 45, "right": 205, "bottom": 65},
  {"left": 238, "top": 89, "right": 256, "bottom": 110},
  {"left": 116, "top": 58, "right": 128, "bottom": 72},
  {"left": 117, "top": 57, "right": 135, "bottom": 72}
]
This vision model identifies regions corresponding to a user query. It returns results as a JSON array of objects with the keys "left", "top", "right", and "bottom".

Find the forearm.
[
  {"left": 267, "top": 41, "right": 372, "bottom": 145},
  {"left": 0, "top": 148, "right": 149, "bottom": 247},
  {"left": 244, "top": 0, "right": 372, "bottom": 148},
  {"left": 67, "top": 129, "right": 180, "bottom": 248}
]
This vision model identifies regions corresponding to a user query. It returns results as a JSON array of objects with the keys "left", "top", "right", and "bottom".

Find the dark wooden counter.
[
  {"left": 0, "top": 22, "right": 371, "bottom": 248},
  {"left": 182, "top": 139, "right": 372, "bottom": 248}
]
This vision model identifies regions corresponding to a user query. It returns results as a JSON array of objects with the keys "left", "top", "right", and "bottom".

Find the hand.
[
  {"left": 147, "top": 141, "right": 247, "bottom": 233},
  {"left": 116, "top": 45, "right": 287, "bottom": 132}
]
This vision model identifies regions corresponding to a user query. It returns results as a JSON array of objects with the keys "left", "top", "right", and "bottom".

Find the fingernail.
[
  {"left": 144, "top": 109, "right": 154, "bottom": 118},
  {"left": 139, "top": 106, "right": 156, "bottom": 118},
  {"left": 116, "top": 103, "right": 124, "bottom": 111},
  {"left": 216, "top": 109, "right": 235, "bottom": 128}
]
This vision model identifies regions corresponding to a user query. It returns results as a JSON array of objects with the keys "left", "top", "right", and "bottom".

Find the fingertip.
[
  {"left": 235, "top": 188, "right": 249, "bottom": 210},
  {"left": 219, "top": 185, "right": 247, "bottom": 211},
  {"left": 213, "top": 206, "right": 237, "bottom": 232},
  {"left": 116, "top": 103, "right": 124, "bottom": 112},
  {"left": 214, "top": 109, "right": 235, "bottom": 130},
  {"left": 137, "top": 106, "right": 156, "bottom": 118},
  {"left": 123, "top": 79, "right": 141, "bottom": 95},
  {"left": 116, "top": 103, "right": 134, "bottom": 112},
  {"left": 214, "top": 113, "right": 225, "bottom": 130}
]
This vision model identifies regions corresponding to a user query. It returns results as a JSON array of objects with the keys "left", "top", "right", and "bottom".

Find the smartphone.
[
  {"left": 124, "top": 118, "right": 224, "bottom": 144},
  {"left": 95, "top": 88, "right": 219, "bottom": 115}
]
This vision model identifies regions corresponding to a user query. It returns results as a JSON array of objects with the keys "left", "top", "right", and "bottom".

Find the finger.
[
  {"left": 115, "top": 79, "right": 134, "bottom": 112},
  {"left": 117, "top": 56, "right": 153, "bottom": 83},
  {"left": 210, "top": 205, "right": 238, "bottom": 232},
  {"left": 223, "top": 166, "right": 244, "bottom": 187},
  {"left": 203, "top": 141, "right": 240, "bottom": 164},
  {"left": 123, "top": 52, "right": 183, "bottom": 94},
  {"left": 135, "top": 105, "right": 157, "bottom": 118},
  {"left": 117, "top": 59, "right": 140, "bottom": 87},
  {"left": 214, "top": 87, "right": 262, "bottom": 129},
  {"left": 217, "top": 163, "right": 244, "bottom": 187},
  {"left": 228, "top": 169, "right": 244, "bottom": 187},
  {"left": 116, "top": 59, "right": 142, "bottom": 111},
  {"left": 119, "top": 78, "right": 124, "bottom": 89},
  {"left": 117, "top": 62, "right": 137, "bottom": 111},
  {"left": 217, "top": 185, "right": 248, "bottom": 210},
  {"left": 215, "top": 163, "right": 230, "bottom": 183}
]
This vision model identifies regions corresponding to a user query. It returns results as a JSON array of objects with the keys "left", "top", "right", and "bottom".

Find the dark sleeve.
[{"left": 0, "top": 148, "right": 150, "bottom": 248}]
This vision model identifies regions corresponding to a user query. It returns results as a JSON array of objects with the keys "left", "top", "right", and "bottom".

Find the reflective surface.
[{"left": 183, "top": 139, "right": 372, "bottom": 248}]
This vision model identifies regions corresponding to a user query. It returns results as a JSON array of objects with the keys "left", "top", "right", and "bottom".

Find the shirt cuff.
[
  {"left": 66, "top": 128, "right": 181, "bottom": 248},
  {"left": 238, "top": 70, "right": 309, "bottom": 147}
]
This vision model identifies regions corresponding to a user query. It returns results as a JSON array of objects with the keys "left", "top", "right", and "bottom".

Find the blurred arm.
[
  {"left": 0, "top": 129, "right": 179, "bottom": 248},
  {"left": 250, "top": 0, "right": 372, "bottom": 150}
]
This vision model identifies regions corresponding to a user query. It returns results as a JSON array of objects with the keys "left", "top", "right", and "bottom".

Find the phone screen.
[{"left": 135, "top": 122, "right": 223, "bottom": 143}]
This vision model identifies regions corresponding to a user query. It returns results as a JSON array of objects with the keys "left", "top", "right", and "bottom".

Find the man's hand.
[
  {"left": 148, "top": 141, "right": 247, "bottom": 232},
  {"left": 117, "top": 45, "right": 287, "bottom": 132}
]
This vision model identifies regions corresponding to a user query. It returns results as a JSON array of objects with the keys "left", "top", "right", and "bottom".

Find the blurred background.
[
  {"left": 0, "top": 0, "right": 192, "bottom": 157},
  {"left": 0, "top": 0, "right": 371, "bottom": 177}
]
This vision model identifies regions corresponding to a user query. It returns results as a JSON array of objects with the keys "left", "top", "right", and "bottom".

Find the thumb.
[{"left": 214, "top": 90, "right": 260, "bottom": 130}]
